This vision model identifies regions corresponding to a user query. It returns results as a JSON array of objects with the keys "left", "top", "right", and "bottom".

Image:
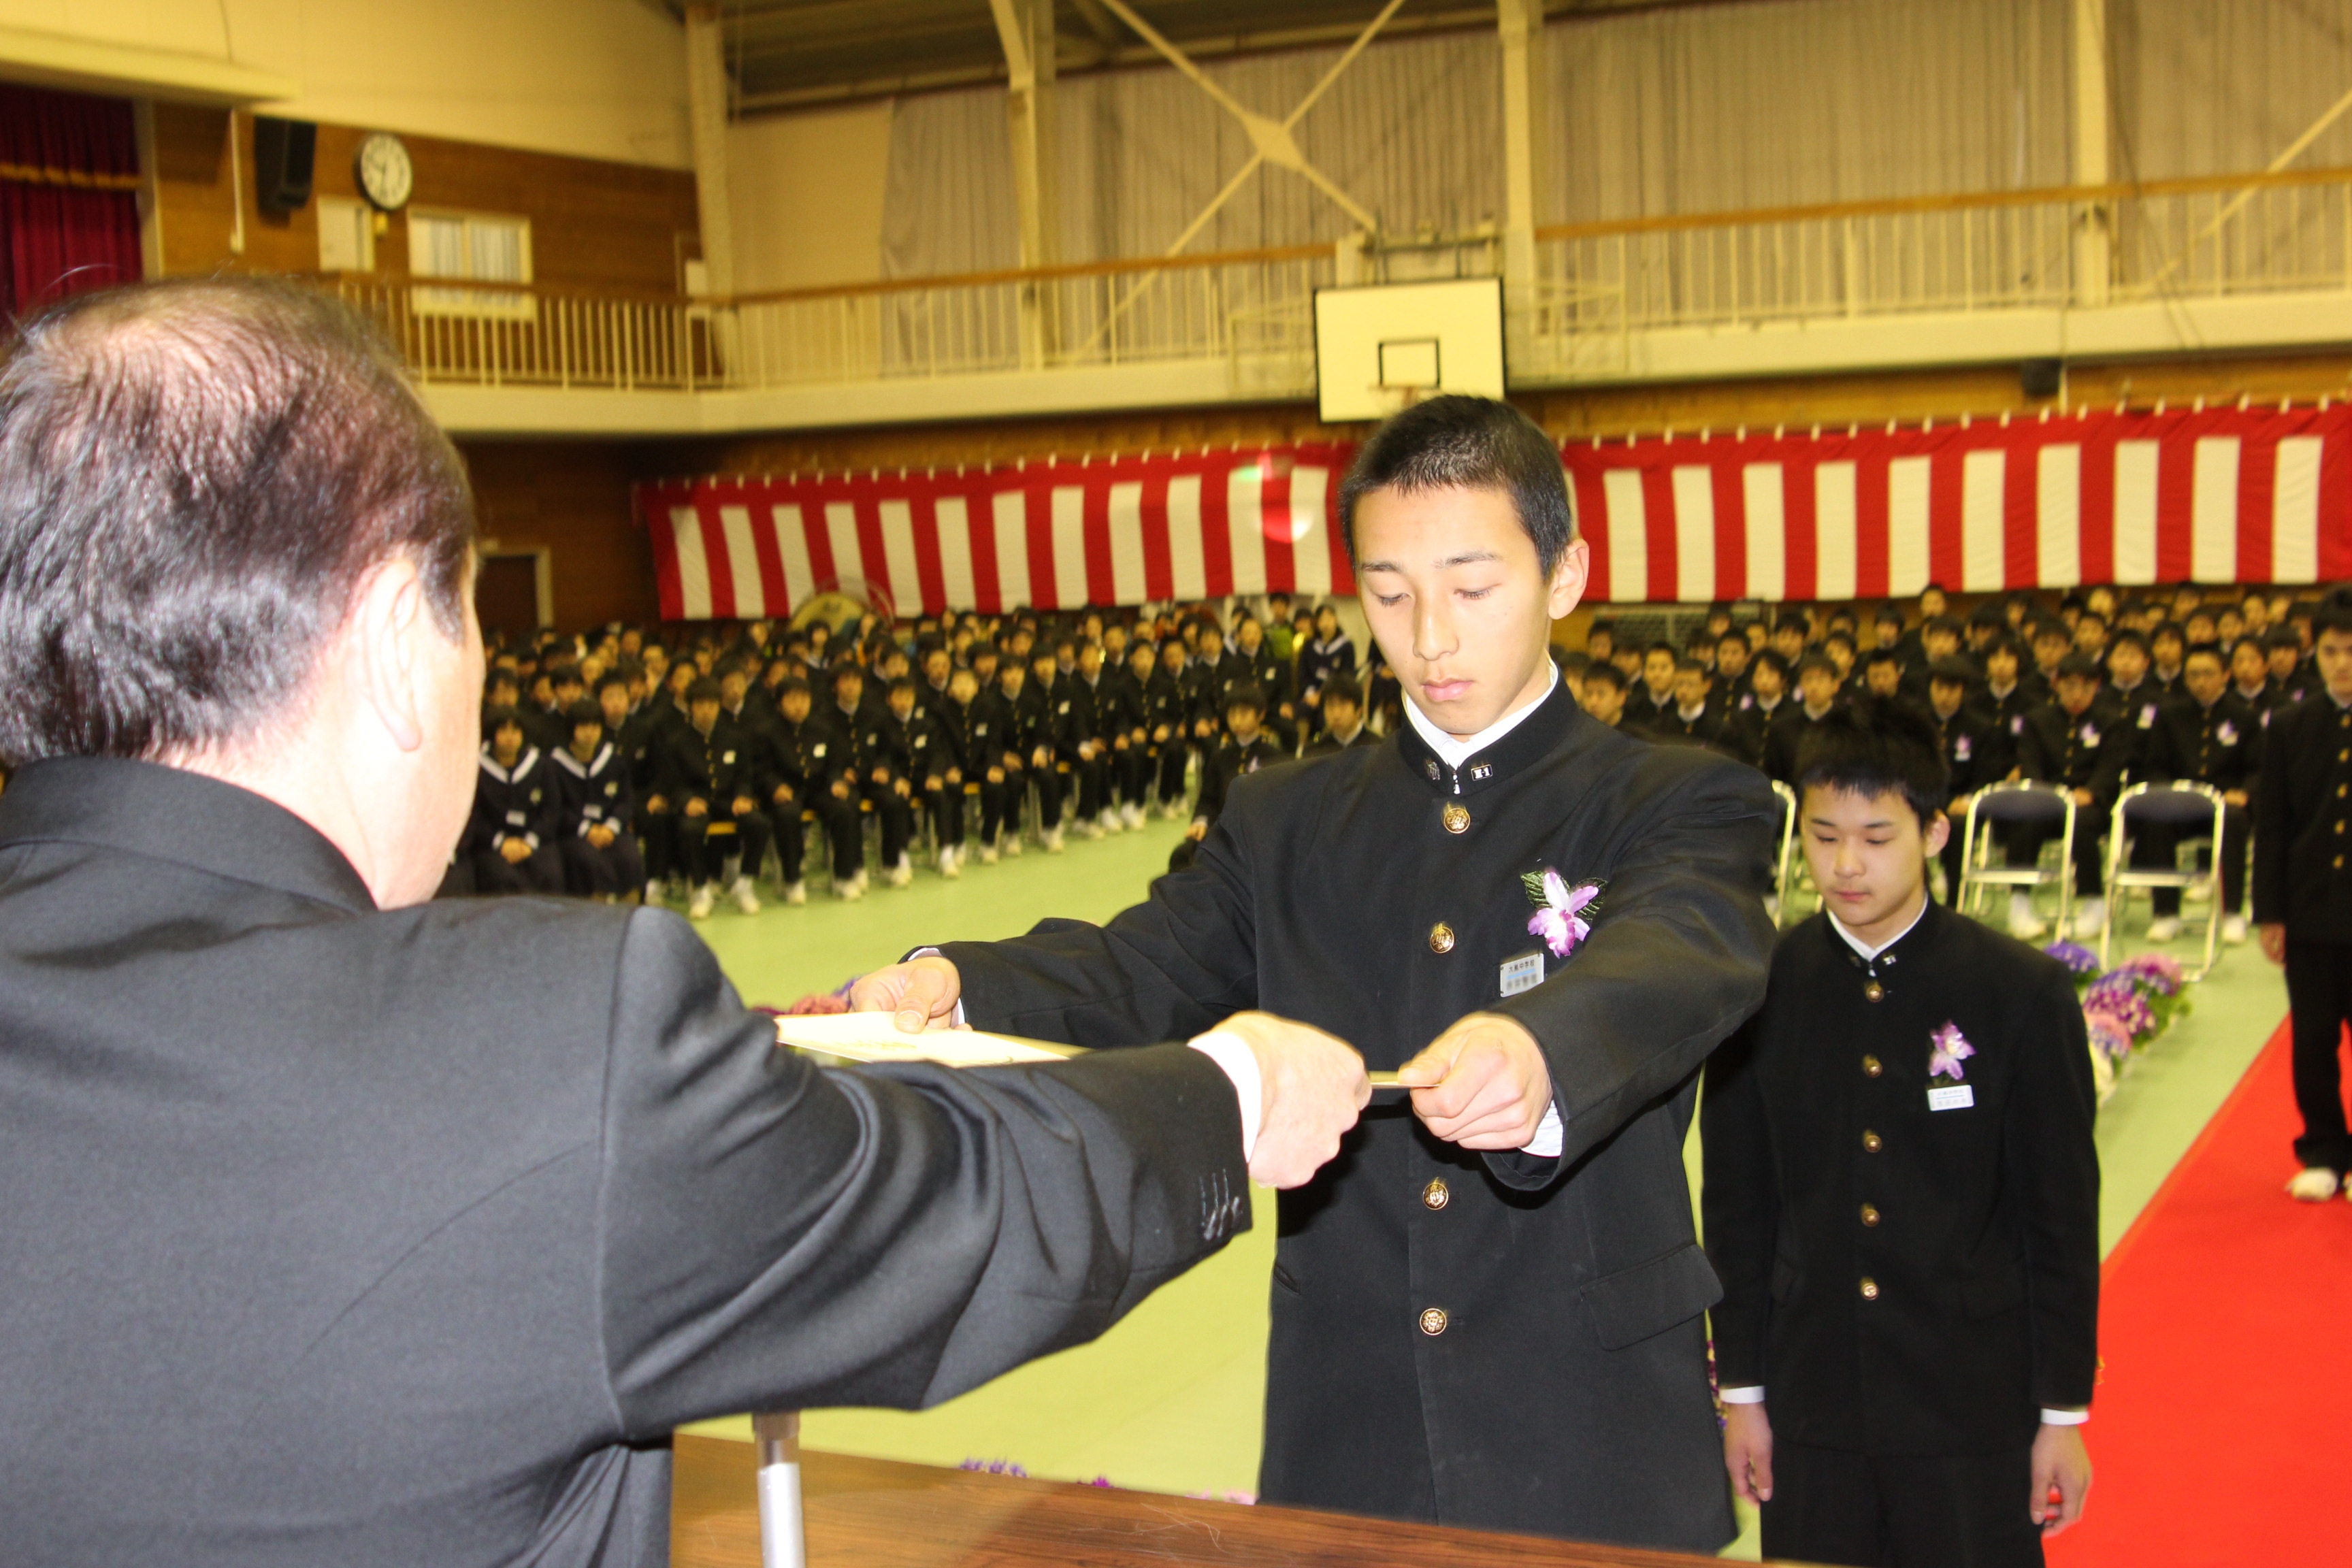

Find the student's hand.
[
  {"left": 1153, "top": 725, "right": 1171, "bottom": 743},
  {"left": 1210, "top": 1010, "right": 1371, "bottom": 1190},
  {"left": 987, "top": 767, "right": 1005, "bottom": 785},
  {"left": 1112, "top": 736, "right": 1128, "bottom": 751},
  {"left": 1722, "top": 1402, "right": 1774, "bottom": 1504},
  {"left": 773, "top": 785, "right": 795, "bottom": 806},
  {"left": 2071, "top": 787, "right": 2095, "bottom": 807},
  {"left": 2029, "top": 1422, "right": 2091, "bottom": 1535},
  {"left": 925, "top": 774, "right": 943, "bottom": 791},
  {"left": 732, "top": 796, "right": 757, "bottom": 817},
  {"left": 588, "top": 826, "right": 616, "bottom": 849},
  {"left": 1399, "top": 1013, "right": 1554, "bottom": 1151},
  {"left": 2259, "top": 922, "right": 2287, "bottom": 964},
  {"left": 872, "top": 766, "right": 889, "bottom": 785},
  {"left": 499, "top": 838, "right": 532, "bottom": 865},
  {"left": 849, "top": 955, "right": 962, "bottom": 1032},
  {"left": 683, "top": 798, "right": 708, "bottom": 819},
  {"left": 1185, "top": 821, "right": 1207, "bottom": 842},
  {"left": 645, "top": 794, "right": 668, "bottom": 814},
  {"left": 894, "top": 779, "right": 911, "bottom": 798},
  {"left": 2225, "top": 789, "right": 2248, "bottom": 807},
  {"left": 945, "top": 768, "right": 962, "bottom": 785},
  {"left": 830, "top": 781, "right": 851, "bottom": 800}
]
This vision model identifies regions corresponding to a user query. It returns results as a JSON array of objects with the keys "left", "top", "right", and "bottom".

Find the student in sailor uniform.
[
  {"left": 549, "top": 700, "right": 644, "bottom": 901},
  {"left": 469, "top": 706, "right": 564, "bottom": 895},
  {"left": 1705, "top": 698, "right": 2098, "bottom": 1568}
]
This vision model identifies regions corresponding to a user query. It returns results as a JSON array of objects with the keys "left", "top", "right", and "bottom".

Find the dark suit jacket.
[
  {"left": 1702, "top": 903, "right": 2100, "bottom": 1456},
  {"left": 0, "top": 757, "right": 1249, "bottom": 1567},
  {"left": 941, "top": 685, "right": 1776, "bottom": 1551},
  {"left": 2253, "top": 694, "right": 2352, "bottom": 940}
]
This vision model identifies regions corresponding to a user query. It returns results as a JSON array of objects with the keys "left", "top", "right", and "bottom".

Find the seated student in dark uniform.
[
  {"left": 2146, "top": 621, "right": 2188, "bottom": 699},
  {"left": 2133, "top": 644, "right": 2257, "bottom": 947},
  {"left": 1727, "top": 649, "right": 1791, "bottom": 768},
  {"left": 1859, "top": 648, "right": 1912, "bottom": 713},
  {"left": 549, "top": 698, "right": 644, "bottom": 902},
  {"left": 971, "top": 656, "right": 1033, "bottom": 860},
  {"left": 1109, "top": 641, "right": 1158, "bottom": 828},
  {"left": 1574, "top": 659, "right": 1629, "bottom": 729},
  {"left": 2264, "top": 626, "right": 2316, "bottom": 706},
  {"left": 1168, "top": 683, "right": 1286, "bottom": 875},
  {"left": 1653, "top": 656, "right": 1734, "bottom": 753},
  {"left": 2255, "top": 589, "right": 2352, "bottom": 1202},
  {"left": 1705, "top": 698, "right": 2098, "bottom": 1568},
  {"left": 751, "top": 676, "right": 821, "bottom": 907},
  {"left": 932, "top": 664, "right": 999, "bottom": 869},
  {"left": 1300, "top": 672, "right": 1378, "bottom": 757},
  {"left": 659, "top": 676, "right": 770, "bottom": 921},
  {"left": 1141, "top": 636, "right": 1192, "bottom": 820},
  {"left": 469, "top": 706, "right": 564, "bottom": 895},
  {"left": 1925, "top": 658, "right": 2008, "bottom": 904},
  {"left": 860, "top": 675, "right": 927, "bottom": 887},
  {"left": 2102, "top": 630, "right": 2164, "bottom": 733},
  {"left": 1978, "top": 636, "right": 2036, "bottom": 740},
  {"left": 1715, "top": 626, "right": 1756, "bottom": 705},
  {"left": 1059, "top": 641, "right": 1120, "bottom": 840},
  {"left": 1021, "top": 647, "right": 1073, "bottom": 852},
  {"left": 1625, "top": 640, "right": 1680, "bottom": 731},
  {"left": 905, "top": 671, "right": 970, "bottom": 879},
  {"left": 2005, "top": 655, "right": 2131, "bottom": 941},
  {"left": 1764, "top": 653, "right": 1845, "bottom": 783}
]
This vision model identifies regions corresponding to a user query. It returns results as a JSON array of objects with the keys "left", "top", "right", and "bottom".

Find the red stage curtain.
[{"left": 0, "top": 84, "right": 142, "bottom": 318}]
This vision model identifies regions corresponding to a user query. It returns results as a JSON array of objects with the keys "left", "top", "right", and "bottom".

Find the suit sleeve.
[
  {"left": 1699, "top": 1017, "right": 1778, "bottom": 1389},
  {"left": 1486, "top": 753, "right": 1778, "bottom": 1189},
  {"left": 2008, "top": 964, "right": 2101, "bottom": 1409},
  {"left": 943, "top": 784, "right": 1264, "bottom": 1047},
  {"left": 596, "top": 909, "right": 1252, "bottom": 1435}
]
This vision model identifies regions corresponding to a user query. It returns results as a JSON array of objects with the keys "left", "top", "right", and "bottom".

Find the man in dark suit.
[
  {"left": 0, "top": 277, "right": 1369, "bottom": 1568},
  {"left": 1705, "top": 700, "right": 2097, "bottom": 1568},
  {"left": 853, "top": 396, "right": 1777, "bottom": 1552},
  {"left": 2254, "top": 590, "right": 2352, "bottom": 1202}
]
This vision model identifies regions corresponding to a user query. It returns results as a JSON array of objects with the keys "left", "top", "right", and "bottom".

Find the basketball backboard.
[{"left": 1313, "top": 277, "right": 1505, "bottom": 423}]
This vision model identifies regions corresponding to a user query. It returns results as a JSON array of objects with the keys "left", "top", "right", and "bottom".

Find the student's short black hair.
[
  {"left": 2263, "top": 626, "right": 2304, "bottom": 652},
  {"left": 549, "top": 663, "right": 583, "bottom": 686},
  {"left": 1823, "top": 631, "right": 1857, "bottom": 653},
  {"left": 2183, "top": 642, "right": 2226, "bottom": 668},
  {"left": 888, "top": 676, "right": 917, "bottom": 696},
  {"left": 2108, "top": 629, "right": 2149, "bottom": 655},
  {"left": 1673, "top": 656, "right": 1705, "bottom": 676},
  {"left": 567, "top": 700, "right": 602, "bottom": 726},
  {"left": 1321, "top": 672, "right": 1363, "bottom": 707},
  {"left": 1984, "top": 634, "right": 2023, "bottom": 660},
  {"left": 1338, "top": 395, "right": 1574, "bottom": 575},
  {"left": 1580, "top": 662, "right": 1628, "bottom": 693},
  {"left": 2313, "top": 589, "right": 2352, "bottom": 640},
  {"left": 686, "top": 676, "right": 723, "bottom": 704},
  {"left": 482, "top": 704, "right": 524, "bottom": 740},
  {"left": 2030, "top": 619, "right": 2071, "bottom": 642},
  {"left": 1796, "top": 652, "right": 1840, "bottom": 680},
  {"left": 2151, "top": 620, "right": 2186, "bottom": 645},
  {"left": 1863, "top": 648, "right": 1901, "bottom": 670},
  {"left": 1927, "top": 657, "right": 1975, "bottom": 687},
  {"left": 1749, "top": 649, "right": 1790, "bottom": 679},
  {"left": 2054, "top": 653, "right": 2102, "bottom": 683},
  {"left": 595, "top": 670, "right": 630, "bottom": 696},
  {"left": 778, "top": 676, "right": 810, "bottom": 696},
  {"left": 1646, "top": 639, "right": 1678, "bottom": 659},
  {"left": 1925, "top": 615, "right": 1962, "bottom": 637},
  {"left": 1557, "top": 650, "right": 1592, "bottom": 675},
  {"left": 832, "top": 663, "right": 864, "bottom": 685},
  {"left": 1794, "top": 696, "right": 1949, "bottom": 828},
  {"left": 1224, "top": 683, "right": 1267, "bottom": 714}
]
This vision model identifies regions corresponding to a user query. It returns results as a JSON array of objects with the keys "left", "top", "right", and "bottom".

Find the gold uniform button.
[
  {"left": 1861, "top": 1203, "right": 1882, "bottom": 1227},
  {"left": 1428, "top": 922, "right": 1456, "bottom": 954},
  {"left": 1441, "top": 802, "right": 1471, "bottom": 834},
  {"left": 1859, "top": 1277, "right": 1881, "bottom": 1301},
  {"left": 1862, "top": 1130, "right": 1884, "bottom": 1153},
  {"left": 1419, "top": 1307, "right": 1449, "bottom": 1336},
  {"left": 1862, "top": 1054, "right": 1883, "bottom": 1077},
  {"left": 1863, "top": 979, "right": 1886, "bottom": 1002},
  {"left": 1422, "top": 1179, "right": 1450, "bottom": 1211}
]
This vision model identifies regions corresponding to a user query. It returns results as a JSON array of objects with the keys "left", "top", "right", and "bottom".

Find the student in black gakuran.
[
  {"left": 849, "top": 395, "right": 1779, "bottom": 1551},
  {"left": 1703, "top": 698, "right": 2100, "bottom": 1568}
]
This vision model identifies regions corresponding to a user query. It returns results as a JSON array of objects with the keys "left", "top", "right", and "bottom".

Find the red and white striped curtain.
[
  {"left": 1565, "top": 406, "right": 2352, "bottom": 604},
  {"left": 635, "top": 446, "right": 1358, "bottom": 621},
  {"left": 636, "top": 407, "right": 2352, "bottom": 621}
]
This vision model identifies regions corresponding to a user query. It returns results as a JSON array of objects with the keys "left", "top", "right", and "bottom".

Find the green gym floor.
[{"left": 681, "top": 819, "right": 2289, "bottom": 1556}]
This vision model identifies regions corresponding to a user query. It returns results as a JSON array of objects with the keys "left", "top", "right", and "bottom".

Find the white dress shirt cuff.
[
  {"left": 1186, "top": 1028, "right": 1262, "bottom": 1162},
  {"left": 1522, "top": 1101, "right": 1564, "bottom": 1158},
  {"left": 906, "top": 948, "right": 966, "bottom": 1028},
  {"left": 1719, "top": 1385, "right": 1767, "bottom": 1405},
  {"left": 2040, "top": 1407, "right": 2090, "bottom": 1426}
]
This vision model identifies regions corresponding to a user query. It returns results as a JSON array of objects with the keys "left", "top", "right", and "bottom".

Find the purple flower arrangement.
[
  {"left": 2108, "top": 952, "right": 2185, "bottom": 996},
  {"left": 2043, "top": 941, "right": 2192, "bottom": 1083},
  {"left": 2044, "top": 941, "right": 2103, "bottom": 978},
  {"left": 2083, "top": 1011, "right": 2134, "bottom": 1062}
]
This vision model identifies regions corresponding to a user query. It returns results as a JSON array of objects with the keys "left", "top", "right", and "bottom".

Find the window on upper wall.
[
  {"left": 408, "top": 208, "right": 533, "bottom": 321},
  {"left": 316, "top": 196, "right": 375, "bottom": 273}
]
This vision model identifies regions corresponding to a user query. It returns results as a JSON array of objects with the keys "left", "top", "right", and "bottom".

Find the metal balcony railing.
[{"left": 328, "top": 163, "right": 2352, "bottom": 399}]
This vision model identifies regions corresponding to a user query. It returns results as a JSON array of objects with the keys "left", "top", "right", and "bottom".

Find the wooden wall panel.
[
  {"left": 457, "top": 440, "right": 661, "bottom": 628},
  {"left": 148, "top": 104, "right": 699, "bottom": 295}
]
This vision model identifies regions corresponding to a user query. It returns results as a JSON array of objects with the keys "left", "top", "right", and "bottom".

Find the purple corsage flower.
[
  {"left": 1522, "top": 868, "right": 1603, "bottom": 960},
  {"left": 1928, "top": 1021, "right": 1976, "bottom": 1082}
]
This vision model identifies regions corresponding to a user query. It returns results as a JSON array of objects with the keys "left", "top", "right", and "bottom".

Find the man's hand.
[
  {"left": 498, "top": 838, "right": 532, "bottom": 865},
  {"left": 2029, "top": 1422, "right": 2091, "bottom": 1535},
  {"left": 848, "top": 956, "right": 962, "bottom": 1033},
  {"left": 1184, "top": 821, "right": 1207, "bottom": 842},
  {"left": 1722, "top": 1402, "right": 1774, "bottom": 1505},
  {"left": 1211, "top": 1010, "right": 1369, "bottom": 1188},
  {"left": 1398, "top": 1013, "right": 1554, "bottom": 1150},
  {"left": 2259, "top": 921, "right": 2287, "bottom": 964}
]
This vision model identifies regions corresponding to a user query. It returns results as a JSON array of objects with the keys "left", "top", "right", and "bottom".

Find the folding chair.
[
  {"left": 2101, "top": 781, "right": 2229, "bottom": 978},
  {"left": 1768, "top": 779, "right": 1801, "bottom": 923},
  {"left": 1957, "top": 783, "right": 2076, "bottom": 936}
]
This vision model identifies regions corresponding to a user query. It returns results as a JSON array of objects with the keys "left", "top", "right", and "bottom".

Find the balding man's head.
[{"left": 0, "top": 276, "right": 473, "bottom": 766}]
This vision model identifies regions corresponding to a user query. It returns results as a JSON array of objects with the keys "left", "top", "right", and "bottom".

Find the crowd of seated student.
[
  {"left": 448, "top": 594, "right": 1393, "bottom": 917},
  {"left": 1561, "top": 584, "right": 2330, "bottom": 946}
]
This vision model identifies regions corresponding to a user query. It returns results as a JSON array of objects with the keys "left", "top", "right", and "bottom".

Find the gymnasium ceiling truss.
[{"left": 679, "top": 1, "right": 1716, "bottom": 116}]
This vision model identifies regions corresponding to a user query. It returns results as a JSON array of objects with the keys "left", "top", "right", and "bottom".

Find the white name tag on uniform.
[
  {"left": 1499, "top": 951, "right": 1546, "bottom": 997},
  {"left": 1927, "top": 1084, "right": 1975, "bottom": 1111}
]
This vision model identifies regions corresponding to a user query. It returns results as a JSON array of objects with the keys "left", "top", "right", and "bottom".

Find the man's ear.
[
  {"left": 1923, "top": 808, "right": 1953, "bottom": 857},
  {"left": 1548, "top": 537, "right": 1591, "bottom": 621},
  {"left": 350, "top": 557, "right": 429, "bottom": 753}
]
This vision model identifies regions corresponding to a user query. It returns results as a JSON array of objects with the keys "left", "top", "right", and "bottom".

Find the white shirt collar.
[
  {"left": 1831, "top": 894, "right": 1929, "bottom": 962},
  {"left": 1403, "top": 663, "right": 1558, "bottom": 770}
]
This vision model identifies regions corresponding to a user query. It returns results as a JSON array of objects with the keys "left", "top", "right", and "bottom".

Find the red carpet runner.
[{"left": 2047, "top": 1022, "right": 2351, "bottom": 1568}]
